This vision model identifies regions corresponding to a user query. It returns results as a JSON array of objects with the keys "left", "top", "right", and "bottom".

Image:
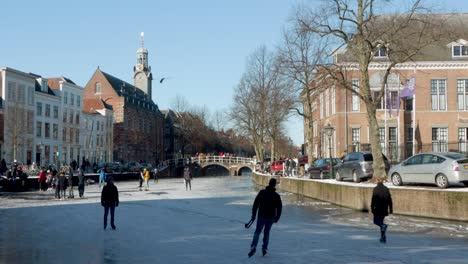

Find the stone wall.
[{"left": 253, "top": 173, "right": 468, "bottom": 221}]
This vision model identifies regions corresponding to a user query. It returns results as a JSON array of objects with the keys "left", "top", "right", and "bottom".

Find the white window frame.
[
  {"left": 457, "top": 79, "right": 468, "bottom": 110},
  {"left": 325, "top": 89, "right": 330, "bottom": 117},
  {"left": 351, "top": 80, "right": 360, "bottom": 112},
  {"left": 331, "top": 86, "right": 336, "bottom": 114},
  {"left": 432, "top": 127, "right": 448, "bottom": 152},
  {"left": 431, "top": 79, "right": 447, "bottom": 111},
  {"left": 320, "top": 93, "right": 324, "bottom": 119},
  {"left": 374, "top": 47, "right": 388, "bottom": 58},
  {"left": 452, "top": 44, "right": 468, "bottom": 57}
]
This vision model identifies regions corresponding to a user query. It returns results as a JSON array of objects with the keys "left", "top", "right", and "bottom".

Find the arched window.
[{"left": 95, "top": 82, "right": 101, "bottom": 94}]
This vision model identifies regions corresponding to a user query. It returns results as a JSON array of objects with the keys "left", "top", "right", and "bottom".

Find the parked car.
[
  {"left": 104, "top": 162, "right": 124, "bottom": 173},
  {"left": 124, "top": 161, "right": 142, "bottom": 172},
  {"left": 335, "top": 151, "right": 390, "bottom": 182},
  {"left": 307, "top": 158, "right": 341, "bottom": 179},
  {"left": 140, "top": 162, "right": 153, "bottom": 171},
  {"left": 389, "top": 152, "right": 468, "bottom": 188},
  {"left": 270, "top": 160, "right": 285, "bottom": 175}
]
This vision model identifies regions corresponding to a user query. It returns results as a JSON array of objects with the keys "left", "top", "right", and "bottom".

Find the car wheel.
[
  {"left": 319, "top": 171, "right": 324, "bottom": 179},
  {"left": 435, "top": 174, "right": 449, "bottom": 188},
  {"left": 352, "top": 171, "right": 360, "bottom": 183},
  {"left": 335, "top": 171, "right": 342, "bottom": 181},
  {"left": 463, "top": 181, "right": 468, "bottom": 187},
  {"left": 391, "top": 173, "right": 403, "bottom": 186}
]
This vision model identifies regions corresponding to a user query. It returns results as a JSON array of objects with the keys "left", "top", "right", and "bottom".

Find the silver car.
[{"left": 389, "top": 152, "right": 468, "bottom": 188}]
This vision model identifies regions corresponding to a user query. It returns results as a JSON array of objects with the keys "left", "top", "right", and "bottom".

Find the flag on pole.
[{"left": 400, "top": 76, "right": 416, "bottom": 98}]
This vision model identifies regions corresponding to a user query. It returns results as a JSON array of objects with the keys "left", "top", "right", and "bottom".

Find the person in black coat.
[
  {"left": 248, "top": 178, "right": 282, "bottom": 257},
  {"left": 371, "top": 178, "right": 393, "bottom": 243},
  {"left": 101, "top": 176, "right": 119, "bottom": 230}
]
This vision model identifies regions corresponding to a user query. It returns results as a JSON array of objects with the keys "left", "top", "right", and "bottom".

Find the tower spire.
[{"left": 140, "top": 32, "right": 145, "bottom": 48}]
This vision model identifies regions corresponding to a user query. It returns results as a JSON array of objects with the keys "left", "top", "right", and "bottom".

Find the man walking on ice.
[
  {"left": 248, "top": 177, "right": 282, "bottom": 257},
  {"left": 371, "top": 177, "right": 393, "bottom": 243}
]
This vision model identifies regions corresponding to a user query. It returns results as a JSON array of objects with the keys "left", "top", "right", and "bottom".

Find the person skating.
[
  {"left": 371, "top": 177, "right": 393, "bottom": 243},
  {"left": 98, "top": 169, "right": 106, "bottom": 189},
  {"left": 58, "top": 172, "right": 67, "bottom": 200},
  {"left": 143, "top": 168, "right": 150, "bottom": 191},
  {"left": 183, "top": 166, "right": 192, "bottom": 191},
  {"left": 248, "top": 178, "right": 282, "bottom": 257},
  {"left": 67, "top": 167, "right": 74, "bottom": 199},
  {"left": 77, "top": 166, "right": 85, "bottom": 198},
  {"left": 101, "top": 176, "right": 119, "bottom": 230},
  {"left": 38, "top": 169, "right": 47, "bottom": 191}
]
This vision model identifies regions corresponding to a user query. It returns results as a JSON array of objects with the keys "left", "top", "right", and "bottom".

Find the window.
[
  {"left": 453, "top": 44, "right": 468, "bottom": 57},
  {"left": 53, "top": 106, "right": 59, "bottom": 119},
  {"left": 431, "top": 79, "right": 446, "bottom": 111},
  {"left": 77, "top": 95, "right": 81, "bottom": 107},
  {"left": 319, "top": 93, "right": 324, "bottom": 118},
  {"left": 457, "top": 79, "right": 468, "bottom": 110},
  {"left": 76, "top": 113, "right": 80, "bottom": 124},
  {"left": 332, "top": 86, "right": 336, "bottom": 114},
  {"left": 71, "top": 94, "right": 74, "bottom": 106},
  {"left": 388, "top": 127, "right": 398, "bottom": 161},
  {"left": 53, "top": 124, "right": 58, "bottom": 139},
  {"left": 95, "top": 82, "right": 102, "bottom": 94},
  {"left": 28, "top": 86, "right": 34, "bottom": 106},
  {"left": 373, "top": 90, "right": 398, "bottom": 110},
  {"left": 374, "top": 47, "right": 387, "bottom": 57},
  {"left": 378, "top": 127, "right": 385, "bottom": 152},
  {"left": 8, "top": 82, "right": 16, "bottom": 101},
  {"left": 37, "top": 102, "right": 43, "bottom": 116},
  {"left": 458, "top": 128, "right": 468, "bottom": 154},
  {"left": 36, "top": 122, "right": 42, "bottom": 137},
  {"left": 325, "top": 89, "right": 330, "bottom": 117},
  {"left": 45, "top": 104, "right": 51, "bottom": 117},
  {"left": 69, "top": 111, "right": 73, "bottom": 124},
  {"left": 62, "top": 128, "right": 66, "bottom": 142},
  {"left": 405, "top": 126, "right": 413, "bottom": 157},
  {"left": 432, "top": 127, "right": 448, "bottom": 152},
  {"left": 351, "top": 80, "right": 360, "bottom": 112},
  {"left": 351, "top": 128, "right": 360, "bottom": 151},
  {"left": 69, "top": 128, "right": 74, "bottom": 143},
  {"left": 64, "top": 91, "right": 68, "bottom": 104},
  {"left": 76, "top": 129, "right": 80, "bottom": 144},
  {"left": 45, "top": 123, "right": 50, "bottom": 138},
  {"left": 63, "top": 109, "right": 67, "bottom": 123},
  {"left": 405, "top": 97, "right": 413, "bottom": 111}
]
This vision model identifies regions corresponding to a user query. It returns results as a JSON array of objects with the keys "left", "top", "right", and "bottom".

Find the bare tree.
[
  {"left": 297, "top": 0, "right": 456, "bottom": 181},
  {"left": 5, "top": 101, "right": 29, "bottom": 162},
  {"left": 277, "top": 21, "right": 330, "bottom": 165}
]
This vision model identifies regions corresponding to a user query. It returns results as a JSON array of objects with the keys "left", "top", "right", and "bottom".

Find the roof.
[
  {"left": 47, "top": 77, "right": 77, "bottom": 90},
  {"left": 97, "top": 69, "right": 161, "bottom": 113},
  {"left": 336, "top": 13, "right": 468, "bottom": 63},
  {"left": 83, "top": 98, "right": 113, "bottom": 114}
]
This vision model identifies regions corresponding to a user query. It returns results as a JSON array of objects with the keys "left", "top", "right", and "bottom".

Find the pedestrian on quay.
[
  {"left": 77, "top": 166, "right": 85, "bottom": 198},
  {"left": 101, "top": 176, "right": 119, "bottom": 230},
  {"left": 371, "top": 177, "right": 393, "bottom": 243},
  {"left": 143, "top": 167, "right": 150, "bottom": 191},
  {"left": 67, "top": 167, "right": 74, "bottom": 199},
  {"left": 99, "top": 168, "right": 106, "bottom": 189},
  {"left": 138, "top": 168, "right": 144, "bottom": 190},
  {"left": 247, "top": 178, "right": 282, "bottom": 258},
  {"left": 38, "top": 168, "right": 47, "bottom": 191},
  {"left": 153, "top": 167, "right": 159, "bottom": 183},
  {"left": 58, "top": 171, "right": 67, "bottom": 200},
  {"left": 183, "top": 166, "right": 192, "bottom": 191}
]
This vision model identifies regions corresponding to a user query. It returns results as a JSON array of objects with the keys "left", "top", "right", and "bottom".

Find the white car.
[{"left": 388, "top": 152, "right": 468, "bottom": 188}]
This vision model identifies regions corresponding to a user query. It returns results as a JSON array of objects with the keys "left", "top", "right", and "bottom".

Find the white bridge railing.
[{"left": 158, "top": 156, "right": 254, "bottom": 172}]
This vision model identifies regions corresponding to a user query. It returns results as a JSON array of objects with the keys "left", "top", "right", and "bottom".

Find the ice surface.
[{"left": 1, "top": 176, "right": 467, "bottom": 264}]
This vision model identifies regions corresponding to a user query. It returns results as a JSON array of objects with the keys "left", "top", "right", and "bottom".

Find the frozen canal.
[{"left": 1, "top": 176, "right": 468, "bottom": 264}]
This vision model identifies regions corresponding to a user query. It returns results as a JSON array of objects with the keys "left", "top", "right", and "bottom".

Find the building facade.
[
  {"left": 83, "top": 37, "right": 164, "bottom": 164},
  {"left": 306, "top": 15, "right": 468, "bottom": 163}
]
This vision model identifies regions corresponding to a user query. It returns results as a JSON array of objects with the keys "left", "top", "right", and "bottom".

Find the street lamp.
[{"left": 323, "top": 124, "right": 335, "bottom": 179}]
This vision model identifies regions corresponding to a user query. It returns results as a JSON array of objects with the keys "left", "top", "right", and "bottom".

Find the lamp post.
[{"left": 323, "top": 124, "right": 335, "bottom": 179}]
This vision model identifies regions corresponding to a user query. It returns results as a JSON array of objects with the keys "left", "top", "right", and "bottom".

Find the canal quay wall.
[{"left": 253, "top": 172, "right": 468, "bottom": 222}]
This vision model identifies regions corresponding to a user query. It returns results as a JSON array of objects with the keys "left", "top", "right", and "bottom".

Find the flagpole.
[
  {"left": 397, "top": 78, "right": 401, "bottom": 161},
  {"left": 412, "top": 68, "right": 416, "bottom": 155},
  {"left": 384, "top": 83, "right": 388, "bottom": 156}
]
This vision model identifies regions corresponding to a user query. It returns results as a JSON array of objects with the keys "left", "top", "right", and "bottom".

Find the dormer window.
[
  {"left": 374, "top": 47, "right": 387, "bottom": 58},
  {"left": 453, "top": 44, "right": 468, "bottom": 57}
]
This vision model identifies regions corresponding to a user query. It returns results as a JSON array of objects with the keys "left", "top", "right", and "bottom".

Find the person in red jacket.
[{"left": 38, "top": 169, "right": 47, "bottom": 191}]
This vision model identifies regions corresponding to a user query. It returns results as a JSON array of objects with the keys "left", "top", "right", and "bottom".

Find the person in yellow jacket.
[{"left": 143, "top": 168, "right": 151, "bottom": 191}]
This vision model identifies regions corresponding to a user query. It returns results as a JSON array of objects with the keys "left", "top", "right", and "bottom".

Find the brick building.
[
  {"left": 306, "top": 14, "right": 468, "bottom": 163},
  {"left": 82, "top": 35, "right": 164, "bottom": 164}
]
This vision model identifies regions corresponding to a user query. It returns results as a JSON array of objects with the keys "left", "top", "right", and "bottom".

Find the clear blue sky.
[{"left": 1, "top": 0, "right": 465, "bottom": 146}]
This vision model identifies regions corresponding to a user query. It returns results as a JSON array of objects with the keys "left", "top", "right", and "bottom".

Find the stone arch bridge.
[{"left": 159, "top": 156, "right": 255, "bottom": 176}]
